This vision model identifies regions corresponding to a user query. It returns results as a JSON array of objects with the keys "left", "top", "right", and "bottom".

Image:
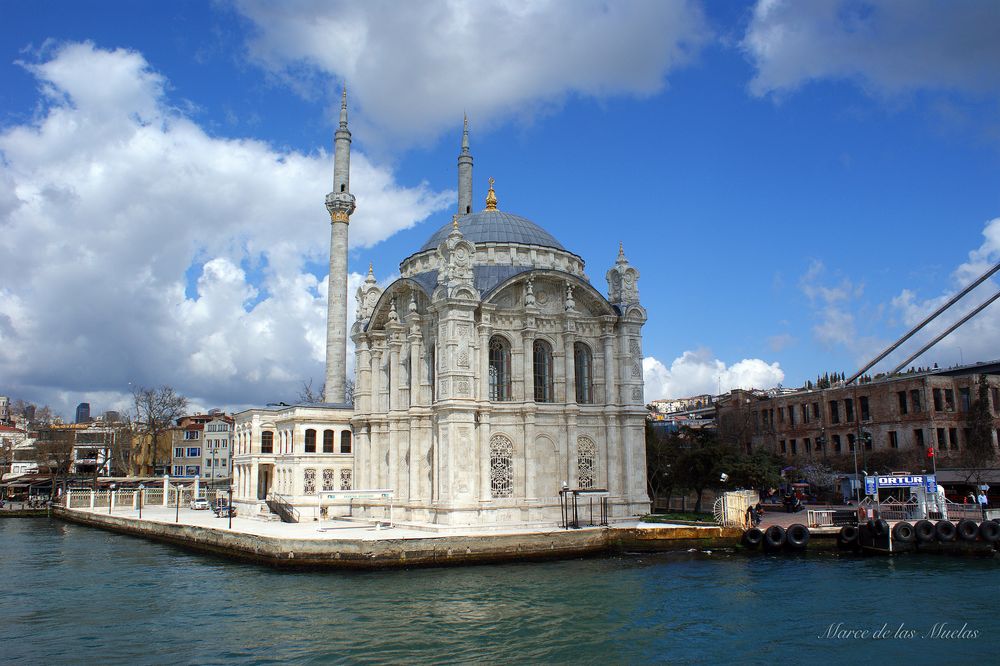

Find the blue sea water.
[{"left": 1, "top": 518, "right": 996, "bottom": 664}]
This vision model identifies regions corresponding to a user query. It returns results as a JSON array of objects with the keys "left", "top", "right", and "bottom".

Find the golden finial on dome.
[{"left": 485, "top": 177, "right": 498, "bottom": 211}]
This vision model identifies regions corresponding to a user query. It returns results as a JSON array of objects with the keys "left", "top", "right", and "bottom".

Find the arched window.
[
  {"left": 340, "top": 430, "right": 352, "bottom": 454},
  {"left": 577, "top": 437, "right": 597, "bottom": 489},
  {"left": 489, "top": 336, "right": 511, "bottom": 401},
  {"left": 574, "top": 342, "right": 593, "bottom": 404},
  {"left": 260, "top": 431, "right": 273, "bottom": 454},
  {"left": 323, "top": 429, "right": 334, "bottom": 453},
  {"left": 304, "top": 429, "right": 316, "bottom": 453},
  {"left": 490, "top": 434, "right": 514, "bottom": 498},
  {"left": 533, "top": 339, "right": 554, "bottom": 403}
]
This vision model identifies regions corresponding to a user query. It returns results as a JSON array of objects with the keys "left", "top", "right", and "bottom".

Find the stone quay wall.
[{"left": 53, "top": 506, "right": 740, "bottom": 569}]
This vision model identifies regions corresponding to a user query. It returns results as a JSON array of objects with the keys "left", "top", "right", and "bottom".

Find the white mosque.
[{"left": 232, "top": 93, "right": 650, "bottom": 528}]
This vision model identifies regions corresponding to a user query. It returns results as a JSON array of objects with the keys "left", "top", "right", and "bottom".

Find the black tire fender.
[
  {"left": 838, "top": 524, "right": 859, "bottom": 546},
  {"left": 914, "top": 520, "right": 935, "bottom": 543},
  {"left": 957, "top": 519, "right": 979, "bottom": 542},
  {"left": 935, "top": 520, "right": 957, "bottom": 542},
  {"left": 786, "top": 523, "right": 810, "bottom": 549},
  {"left": 978, "top": 520, "right": 1000, "bottom": 543},
  {"left": 891, "top": 521, "right": 915, "bottom": 544},
  {"left": 763, "top": 525, "right": 786, "bottom": 551},
  {"left": 743, "top": 528, "right": 764, "bottom": 548},
  {"left": 873, "top": 518, "right": 890, "bottom": 537}
]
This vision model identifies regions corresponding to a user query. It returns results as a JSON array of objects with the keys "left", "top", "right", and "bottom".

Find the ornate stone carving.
[
  {"left": 304, "top": 468, "right": 316, "bottom": 495},
  {"left": 577, "top": 437, "right": 597, "bottom": 489},
  {"left": 632, "top": 387, "right": 643, "bottom": 401},
  {"left": 339, "top": 469, "right": 352, "bottom": 490},
  {"left": 457, "top": 349, "right": 470, "bottom": 367},
  {"left": 322, "top": 468, "right": 334, "bottom": 491},
  {"left": 490, "top": 434, "right": 514, "bottom": 498},
  {"left": 606, "top": 243, "right": 640, "bottom": 305},
  {"left": 457, "top": 379, "right": 470, "bottom": 395},
  {"left": 632, "top": 362, "right": 641, "bottom": 378},
  {"left": 355, "top": 263, "right": 382, "bottom": 321}
]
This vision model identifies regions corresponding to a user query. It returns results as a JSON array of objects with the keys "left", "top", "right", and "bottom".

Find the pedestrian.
[{"left": 978, "top": 490, "right": 988, "bottom": 519}]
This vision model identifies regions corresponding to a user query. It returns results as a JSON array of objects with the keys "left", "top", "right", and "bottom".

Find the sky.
[{"left": 1, "top": 0, "right": 999, "bottom": 419}]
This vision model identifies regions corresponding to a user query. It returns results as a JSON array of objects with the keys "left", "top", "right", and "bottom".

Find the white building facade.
[{"left": 232, "top": 96, "right": 649, "bottom": 527}]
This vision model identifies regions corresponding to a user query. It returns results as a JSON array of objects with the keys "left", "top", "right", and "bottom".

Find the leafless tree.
[
  {"left": 130, "top": 385, "right": 187, "bottom": 475},
  {"left": 299, "top": 379, "right": 325, "bottom": 404}
]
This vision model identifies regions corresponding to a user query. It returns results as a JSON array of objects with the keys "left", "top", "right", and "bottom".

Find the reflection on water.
[{"left": 1, "top": 518, "right": 997, "bottom": 664}]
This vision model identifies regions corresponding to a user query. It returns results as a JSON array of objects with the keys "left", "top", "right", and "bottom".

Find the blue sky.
[{"left": 1, "top": 1, "right": 999, "bottom": 418}]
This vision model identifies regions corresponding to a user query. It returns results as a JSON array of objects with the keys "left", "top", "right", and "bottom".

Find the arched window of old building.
[
  {"left": 340, "top": 430, "right": 352, "bottom": 454},
  {"left": 489, "top": 336, "right": 511, "bottom": 401},
  {"left": 260, "top": 431, "right": 273, "bottom": 454},
  {"left": 304, "top": 429, "right": 316, "bottom": 453},
  {"left": 533, "top": 339, "right": 554, "bottom": 403},
  {"left": 323, "top": 429, "right": 334, "bottom": 453},
  {"left": 574, "top": 342, "right": 593, "bottom": 404}
]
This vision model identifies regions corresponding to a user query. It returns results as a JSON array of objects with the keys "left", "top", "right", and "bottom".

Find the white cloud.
[
  {"left": 233, "top": 0, "right": 710, "bottom": 144},
  {"left": 0, "top": 42, "right": 451, "bottom": 417},
  {"left": 887, "top": 217, "right": 1000, "bottom": 370},
  {"left": 744, "top": 0, "right": 1000, "bottom": 98},
  {"left": 643, "top": 350, "right": 785, "bottom": 401}
]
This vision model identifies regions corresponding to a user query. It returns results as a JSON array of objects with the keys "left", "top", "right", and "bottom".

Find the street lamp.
[
  {"left": 175, "top": 482, "right": 180, "bottom": 523},
  {"left": 108, "top": 483, "right": 116, "bottom": 514},
  {"left": 228, "top": 484, "right": 233, "bottom": 530},
  {"left": 138, "top": 483, "right": 145, "bottom": 520}
]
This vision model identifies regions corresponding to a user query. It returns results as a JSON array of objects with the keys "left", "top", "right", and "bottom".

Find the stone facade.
[{"left": 349, "top": 142, "right": 649, "bottom": 528}]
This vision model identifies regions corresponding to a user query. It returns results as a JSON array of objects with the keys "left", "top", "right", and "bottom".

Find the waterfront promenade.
[{"left": 54, "top": 503, "right": 741, "bottom": 568}]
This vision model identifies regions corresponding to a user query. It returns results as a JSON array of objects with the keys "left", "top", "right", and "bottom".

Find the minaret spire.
[
  {"left": 323, "top": 85, "right": 356, "bottom": 403},
  {"left": 457, "top": 114, "right": 474, "bottom": 216}
]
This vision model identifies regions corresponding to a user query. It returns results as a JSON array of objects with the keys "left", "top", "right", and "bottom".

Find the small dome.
[{"left": 419, "top": 209, "right": 565, "bottom": 252}]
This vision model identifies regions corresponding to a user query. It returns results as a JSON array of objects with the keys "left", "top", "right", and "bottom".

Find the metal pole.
[
  {"left": 228, "top": 485, "right": 233, "bottom": 529},
  {"left": 175, "top": 483, "right": 180, "bottom": 523}
]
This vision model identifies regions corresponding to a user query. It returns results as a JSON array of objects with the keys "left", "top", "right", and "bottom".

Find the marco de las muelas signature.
[{"left": 819, "top": 622, "right": 979, "bottom": 640}]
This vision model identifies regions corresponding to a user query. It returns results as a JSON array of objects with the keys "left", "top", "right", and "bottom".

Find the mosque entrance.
[{"left": 257, "top": 464, "right": 273, "bottom": 500}]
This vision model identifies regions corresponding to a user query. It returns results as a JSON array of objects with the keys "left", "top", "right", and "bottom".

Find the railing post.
[
  {"left": 89, "top": 490, "right": 95, "bottom": 510},
  {"left": 163, "top": 474, "right": 170, "bottom": 506},
  {"left": 110, "top": 490, "right": 116, "bottom": 513}
]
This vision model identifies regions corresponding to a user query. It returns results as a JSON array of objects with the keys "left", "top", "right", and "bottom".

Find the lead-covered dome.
[{"left": 419, "top": 210, "right": 565, "bottom": 252}]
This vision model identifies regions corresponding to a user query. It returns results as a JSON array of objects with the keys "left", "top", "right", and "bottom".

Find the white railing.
[
  {"left": 807, "top": 509, "right": 836, "bottom": 527},
  {"left": 713, "top": 490, "right": 758, "bottom": 528}
]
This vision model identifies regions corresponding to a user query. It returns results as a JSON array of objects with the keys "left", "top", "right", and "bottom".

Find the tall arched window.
[
  {"left": 490, "top": 434, "right": 514, "bottom": 498},
  {"left": 323, "top": 429, "right": 334, "bottom": 453},
  {"left": 304, "top": 429, "right": 316, "bottom": 453},
  {"left": 574, "top": 342, "right": 593, "bottom": 404},
  {"left": 340, "top": 430, "right": 352, "bottom": 454},
  {"left": 577, "top": 437, "right": 597, "bottom": 489},
  {"left": 533, "top": 339, "right": 554, "bottom": 403},
  {"left": 489, "top": 336, "right": 511, "bottom": 401},
  {"left": 260, "top": 431, "right": 273, "bottom": 454}
]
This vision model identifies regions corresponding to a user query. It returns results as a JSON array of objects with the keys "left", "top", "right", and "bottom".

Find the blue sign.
[
  {"left": 866, "top": 474, "right": 937, "bottom": 494},
  {"left": 864, "top": 476, "right": 877, "bottom": 496}
]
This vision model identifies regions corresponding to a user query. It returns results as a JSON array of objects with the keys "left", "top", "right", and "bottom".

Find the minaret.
[
  {"left": 457, "top": 114, "right": 473, "bottom": 216},
  {"left": 323, "top": 87, "right": 356, "bottom": 403}
]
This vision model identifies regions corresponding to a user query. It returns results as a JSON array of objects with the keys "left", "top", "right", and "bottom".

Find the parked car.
[{"left": 190, "top": 498, "right": 210, "bottom": 510}]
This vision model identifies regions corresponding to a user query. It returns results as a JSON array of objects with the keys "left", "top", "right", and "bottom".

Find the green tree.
[
  {"left": 645, "top": 422, "right": 680, "bottom": 505},
  {"left": 963, "top": 374, "right": 995, "bottom": 488},
  {"left": 673, "top": 428, "right": 732, "bottom": 513}
]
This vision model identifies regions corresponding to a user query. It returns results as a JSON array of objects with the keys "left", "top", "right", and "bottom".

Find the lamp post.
[
  {"left": 228, "top": 484, "right": 233, "bottom": 530},
  {"left": 175, "top": 482, "right": 180, "bottom": 523},
  {"left": 108, "top": 483, "right": 116, "bottom": 514},
  {"left": 138, "top": 484, "right": 145, "bottom": 520}
]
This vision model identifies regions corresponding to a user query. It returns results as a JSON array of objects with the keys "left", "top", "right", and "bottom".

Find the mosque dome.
[{"left": 419, "top": 209, "right": 566, "bottom": 253}]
